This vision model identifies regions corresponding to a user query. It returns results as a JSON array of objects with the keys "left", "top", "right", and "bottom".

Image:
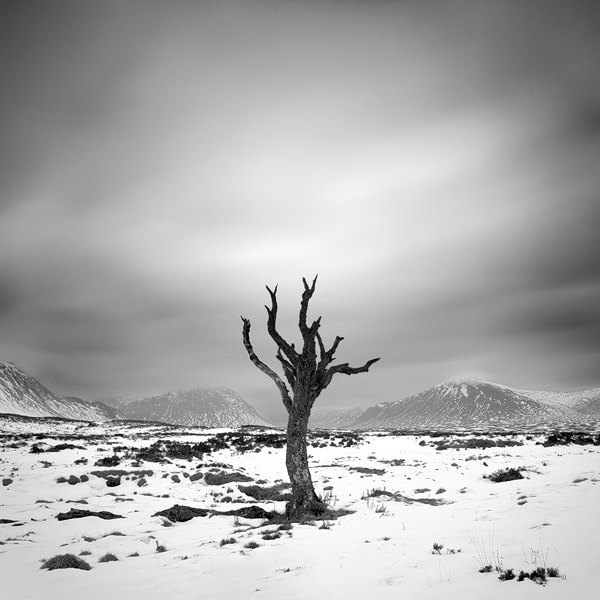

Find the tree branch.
[
  {"left": 241, "top": 317, "right": 292, "bottom": 412},
  {"left": 276, "top": 348, "right": 297, "bottom": 391},
  {"left": 265, "top": 285, "right": 299, "bottom": 367},
  {"left": 321, "top": 357, "right": 381, "bottom": 391},
  {"left": 299, "top": 276, "right": 318, "bottom": 337}
]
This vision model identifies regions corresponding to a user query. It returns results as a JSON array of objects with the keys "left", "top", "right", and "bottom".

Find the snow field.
[{"left": 1, "top": 423, "right": 599, "bottom": 599}]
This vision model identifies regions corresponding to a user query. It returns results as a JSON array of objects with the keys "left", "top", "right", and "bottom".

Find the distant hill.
[
  {"left": 309, "top": 407, "right": 368, "bottom": 429},
  {"left": 310, "top": 379, "right": 600, "bottom": 431},
  {"left": 107, "top": 388, "right": 272, "bottom": 428},
  {"left": 0, "top": 362, "right": 122, "bottom": 421}
]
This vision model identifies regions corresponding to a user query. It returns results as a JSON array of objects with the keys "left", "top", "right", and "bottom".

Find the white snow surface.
[{"left": 1, "top": 418, "right": 599, "bottom": 600}]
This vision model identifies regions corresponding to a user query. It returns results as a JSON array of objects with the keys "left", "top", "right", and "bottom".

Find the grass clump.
[
  {"left": 219, "top": 537, "right": 237, "bottom": 547},
  {"left": 98, "top": 552, "right": 119, "bottom": 563},
  {"left": 498, "top": 568, "right": 516, "bottom": 581},
  {"left": 101, "top": 529, "right": 125, "bottom": 538},
  {"left": 41, "top": 553, "right": 92, "bottom": 571},
  {"left": 244, "top": 541, "right": 260, "bottom": 550},
  {"left": 432, "top": 542, "right": 444, "bottom": 555},
  {"left": 516, "top": 566, "right": 561, "bottom": 584}
]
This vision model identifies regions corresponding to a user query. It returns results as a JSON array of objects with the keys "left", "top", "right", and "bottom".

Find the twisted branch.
[
  {"left": 241, "top": 317, "right": 292, "bottom": 412},
  {"left": 242, "top": 277, "right": 380, "bottom": 414},
  {"left": 265, "top": 285, "right": 299, "bottom": 367},
  {"left": 320, "top": 357, "right": 381, "bottom": 394}
]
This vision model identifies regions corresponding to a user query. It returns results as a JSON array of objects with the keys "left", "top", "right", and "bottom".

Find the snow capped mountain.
[
  {"left": 110, "top": 388, "right": 272, "bottom": 428},
  {"left": 312, "top": 378, "right": 600, "bottom": 431},
  {"left": 354, "top": 379, "right": 581, "bottom": 430},
  {"left": 0, "top": 362, "right": 122, "bottom": 421}
]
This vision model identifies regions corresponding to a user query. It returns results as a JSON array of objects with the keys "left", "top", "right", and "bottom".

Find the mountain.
[
  {"left": 109, "top": 388, "right": 272, "bottom": 427},
  {"left": 514, "top": 386, "right": 600, "bottom": 414},
  {"left": 313, "top": 379, "right": 600, "bottom": 431},
  {"left": 0, "top": 362, "right": 122, "bottom": 421},
  {"left": 309, "top": 407, "right": 366, "bottom": 429}
]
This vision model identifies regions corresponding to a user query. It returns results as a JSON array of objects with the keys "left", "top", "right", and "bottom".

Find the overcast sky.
[{"left": 1, "top": 0, "right": 599, "bottom": 423}]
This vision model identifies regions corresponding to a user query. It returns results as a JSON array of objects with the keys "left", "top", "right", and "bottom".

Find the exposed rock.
[
  {"left": 152, "top": 504, "right": 209, "bottom": 522},
  {"left": 214, "top": 505, "right": 275, "bottom": 520},
  {"left": 239, "top": 483, "right": 291, "bottom": 501},
  {"left": 204, "top": 471, "right": 253, "bottom": 485},
  {"left": 56, "top": 508, "right": 124, "bottom": 521}
]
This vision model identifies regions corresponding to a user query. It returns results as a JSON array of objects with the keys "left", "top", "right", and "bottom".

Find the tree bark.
[{"left": 285, "top": 400, "right": 326, "bottom": 519}]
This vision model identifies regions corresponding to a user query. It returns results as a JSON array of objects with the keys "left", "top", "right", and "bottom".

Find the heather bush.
[{"left": 41, "top": 553, "right": 92, "bottom": 571}]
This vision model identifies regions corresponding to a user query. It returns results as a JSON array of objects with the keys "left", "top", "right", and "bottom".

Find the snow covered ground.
[{"left": 1, "top": 419, "right": 599, "bottom": 599}]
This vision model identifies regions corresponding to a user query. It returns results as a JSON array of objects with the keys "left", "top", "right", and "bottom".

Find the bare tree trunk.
[{"left": 285, "top": 398, "right": 326, "bottom": 520}]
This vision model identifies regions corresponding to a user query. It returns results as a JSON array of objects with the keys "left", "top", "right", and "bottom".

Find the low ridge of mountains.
[
  {"left": 2, "top": 361, "right": 600, "bottom": 431},
  {"left": 102, "top": 389, "right": 271, "bottom": 428},
  {"left": 0, "top": 362, "right": 271, "bottom": 427},
  {"left": 309, "top": 379, "right": 600, "bottom": 431}
]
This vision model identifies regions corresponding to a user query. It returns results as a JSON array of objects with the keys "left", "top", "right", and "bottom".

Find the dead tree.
[{"left": 241, "top": 276, "right": 379, "bottom": 520}]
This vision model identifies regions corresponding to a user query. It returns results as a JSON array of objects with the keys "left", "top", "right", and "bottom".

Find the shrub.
[
  {"left": 98, "top": 552, "right": 119, "bottom": 563},
  {"left": 262, "top": 531, "right": 282, "bottom": 540},
  {"left": 219, "top": 537, "right": 236, "bottom": 547},
  {"left": 156, "top": 543, "right": 168, "bottom": 553},
  {"left": 479, "top": 565, "right": 493, "bottom": 573},
  {"left": 41, "top": 553, "right": 92, "bottom": 571},
  {"left": 244, "top": 541, "right": 260, "bottom": 549},
  {"left": 488, "top": 468, "right": 524, "bottom": 483}
]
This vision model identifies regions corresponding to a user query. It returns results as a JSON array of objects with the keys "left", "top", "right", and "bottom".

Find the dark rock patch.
[
  {"left": 215, "top": 505, "right": 275, "bottom": 520},
  {"left": 349, "top": 467, "right": 386, "bottom": 475},
  {"left": 152, "top": 504, "right": 209, "bottom": 522},
  {"left": 204, "top": 471, "right": 253, "bottom": 486},
  {"left": 94, "top": 455, "right": 121, "bottom": 467},
  {"left": 56, "top": 508, "right": 124, "bottom": 521},
  {"left": 239, "top": 483, "right": 291, "bottom": 502}
]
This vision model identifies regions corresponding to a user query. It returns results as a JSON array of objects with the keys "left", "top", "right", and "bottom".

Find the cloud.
[{"left": 1, "top": 0, "right": 600, "bottom": 417}]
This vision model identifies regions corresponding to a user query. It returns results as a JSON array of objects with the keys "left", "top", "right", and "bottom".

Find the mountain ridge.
[
  {"left": 310, "top": 378, "right": 600, "bottom": 431},
  {"left": 108, "top": 388, "right": 272, "bottom": 428},
  {"left": 0, "top": 362, "right": 122, "bottom": 421}
]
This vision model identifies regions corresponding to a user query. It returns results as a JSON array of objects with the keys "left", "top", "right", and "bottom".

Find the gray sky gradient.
[{"left": 1, "top": 0, "right": 599, "bottom": 423}]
